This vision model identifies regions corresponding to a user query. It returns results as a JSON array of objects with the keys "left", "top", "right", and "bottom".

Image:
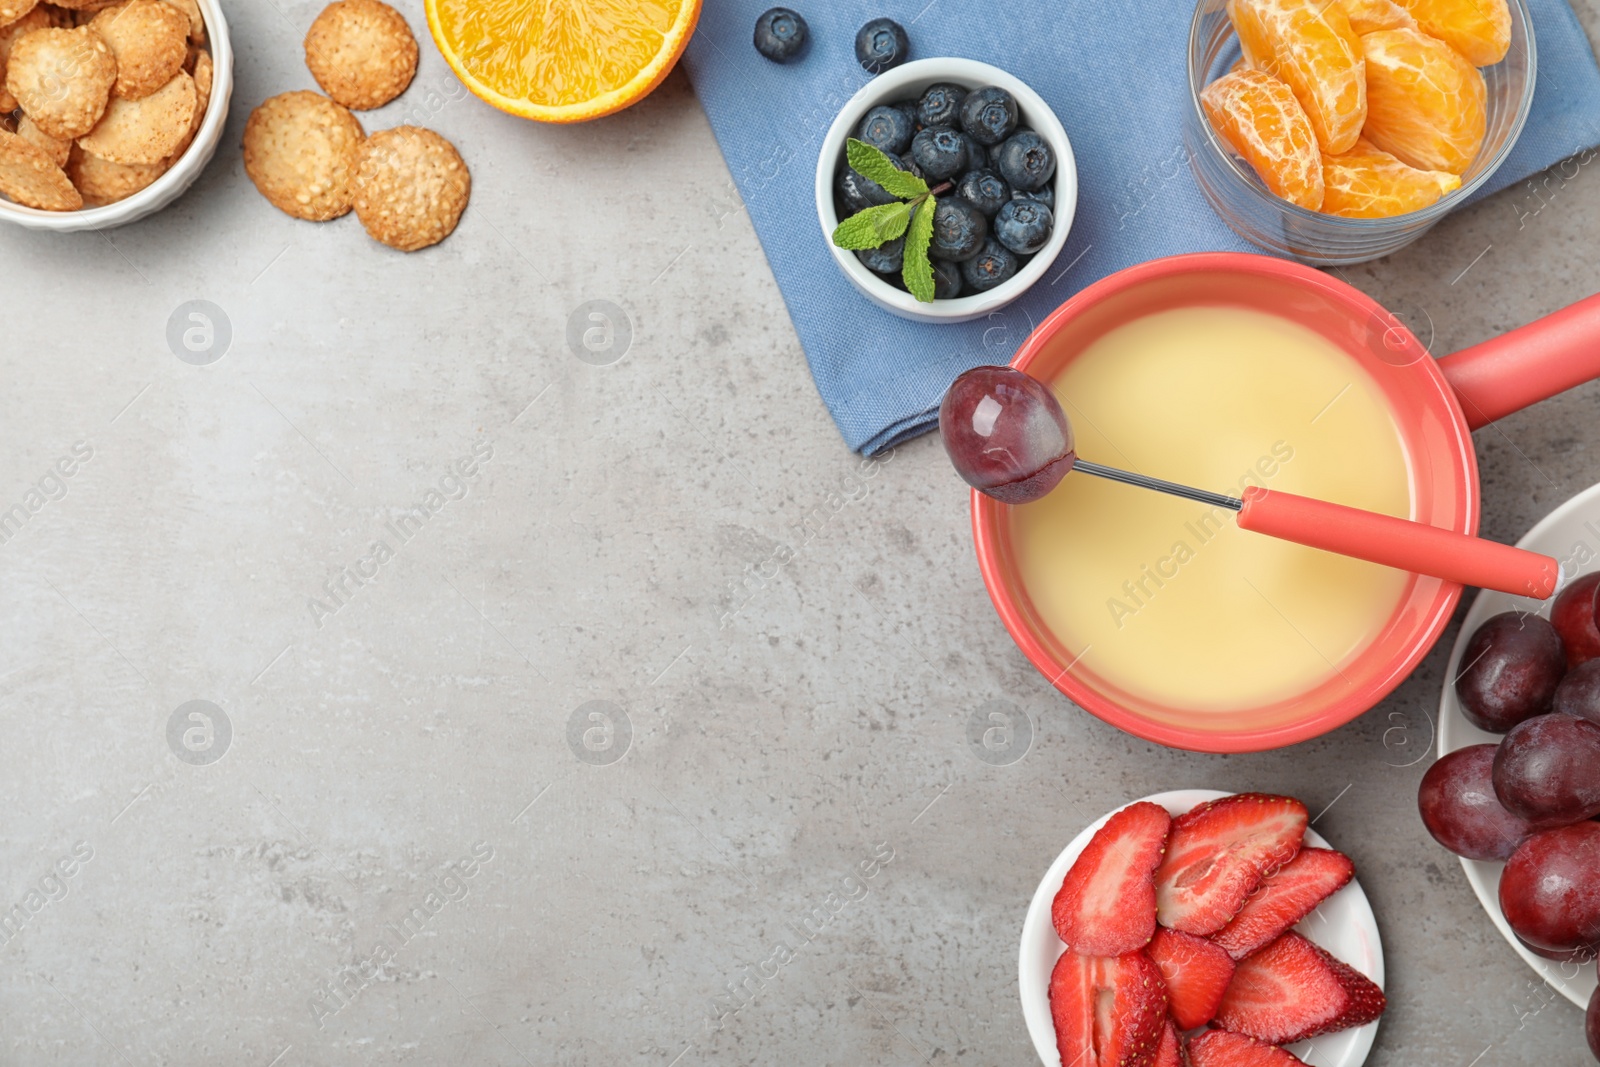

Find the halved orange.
[
  {"left": 425, "top": 0, "right": 702, "bottom": 123},
  {"left": 1322, "top": 137, "right": 1461, "bottom": 216}
]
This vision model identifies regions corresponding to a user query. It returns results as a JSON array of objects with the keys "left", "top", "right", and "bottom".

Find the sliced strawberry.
[
  {"left": 1213, "top": 932, "right": 1386, "bottom": 1044},
  {"left": 1154, "top": 793, "right": 1307, "bottom": 935},
  {"left": 1148, "top": 926, "right": 1236, "bottom": 1029},
  {"left": 1153, "top": 1021, "right": 1183, "bottom": 1067},
  {"left": 1053, "top": 801, "right": 1173, "bottom": 956},
  {"left": 1049, "top": 950, "right": 1167, "bottom": 1067},
  {"left": 1189, "top": 1030, "right": 1307, "bottom": 1066},
  {"left": 1210, "top": 848, "right": 1355, "bottom": 960}
]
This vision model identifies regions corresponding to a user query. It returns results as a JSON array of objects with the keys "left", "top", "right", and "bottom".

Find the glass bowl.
[{"left": 1184, "top": 0, "right": 1536, "bottom": 265}]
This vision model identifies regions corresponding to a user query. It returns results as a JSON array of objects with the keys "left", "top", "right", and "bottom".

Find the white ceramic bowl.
[
  {"left": 814, "top": 57, "right": 1078, "bottom": 325},
  {"left": 1018, "top": 789, "right": 1384, "bottom": 1067},
  {"left": 0, "top": 0, "right": 232, "bottom": 231},
  {"left": 1436, "top": 481, "right": 1600, "bottom": 1010}
]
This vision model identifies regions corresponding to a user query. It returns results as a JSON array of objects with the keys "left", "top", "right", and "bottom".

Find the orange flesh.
[
  {"left": 1203, "top": 67, "right": 1326, "bottom": 209},
  {"left": 1229, "top": 0, "right": 1367, "bottom": 152}
]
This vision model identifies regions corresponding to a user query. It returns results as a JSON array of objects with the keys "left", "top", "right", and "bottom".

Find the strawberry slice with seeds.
[
  {"left": 1213, "top": 932, "right": 1386, "bottom": 1044},
  {"left": 1154, "top": 793, "right": 1307, "bottom": 936},
  {"left": 1210, "top": 848, "right": 1355, "bottom": 960},
  {"left": 1189, "top": 1030, "right": 1308, "bottom": 1066},
  {"left": 1049, "top": 950, "right": 1167, "bottom": 1067},
  {"left": 1153, "top": 1021, "right": 1183, "bottom": 1067},
  {"left": 1148, "top": 926, "right": 1236, "bottom": 1029},
  {"left": 1053, "top": 800, "right": 1172, "bottom": 956}
]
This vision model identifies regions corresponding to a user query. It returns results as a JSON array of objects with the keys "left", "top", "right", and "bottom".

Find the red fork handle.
[
  {"left": 1437, "top": 292, "right": 1600, "bottom": 430},
  {"left": 1236, "top": 487, "right": 1560, "bottom": 599}
]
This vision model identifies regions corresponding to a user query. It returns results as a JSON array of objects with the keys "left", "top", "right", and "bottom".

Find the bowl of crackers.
[{"left": 0, "top": 0, "right": 229, "bottom": 229}]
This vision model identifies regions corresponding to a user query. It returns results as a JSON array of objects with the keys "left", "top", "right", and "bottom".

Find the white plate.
[
  {"left": 1018, "top": 789, "right": 1384, "bottom": 1067},
  {"left": 1436, "top": 481, "right": 1600, "bottom": 1010}
]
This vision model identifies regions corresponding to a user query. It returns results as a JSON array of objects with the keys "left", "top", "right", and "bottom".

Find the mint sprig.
[{"left": 831, "top": 138, "right": 951, "bottom": 303}]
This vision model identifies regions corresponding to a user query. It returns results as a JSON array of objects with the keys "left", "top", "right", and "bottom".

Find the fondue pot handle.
[
  {"left": 1236, "top": 487, "right": 1561, "bottom": 599},
  {"left": 1437, "top": 292, "right": 1600, "bottom": 430}
]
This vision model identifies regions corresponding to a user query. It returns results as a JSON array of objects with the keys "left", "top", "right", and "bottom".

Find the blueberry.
[
  {"left": 1014, "top": 185, "right": 1054, "bottom": 209},
  {"left": 961, "top": 238, "right": 1020, "bottom": 291},
  {"left": 857, "top": 105, "right": 914, "bottom": 155},
  {"left": 753, "top": 8, "right": 808, "bottom": 63},
  {"left": 855, "top": 17, "right": 909, "bottom": 73},
  {"left": 889, "top": 98, "right": 921, "bottom": 130},
  {"left": 931, "top": 198, "right": 987, "bottom": 262},
  {"left": 994, "top": 130, "right": 1056, "bottom": 192},
  {"left": 955, "top": 168, "right": 1011, "bottom": 218},
  {"left": 910, "top": 126, "right": 968, "bottom": 181},
  {"left": 917, "top": 83, "right": 967, "bottom": 127},
  {"left": 994, "top": 198, "right": 1053, "bottom": 254},
  {"left": 932, "top": 257, "right": 963, "bottom": 299},
  {"left": 960, "top": 85, "right": 1018, "bottom": 146},
  {"left": 857, "top": 235, "right": 905, "bottom": 275},
  {"left": 837, "top": 150, "right": 911, "bottom": 212}
]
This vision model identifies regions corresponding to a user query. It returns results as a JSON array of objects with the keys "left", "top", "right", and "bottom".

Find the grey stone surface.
[{"left": 2, "top": 0, "right": 1599, "bottom": 1063}]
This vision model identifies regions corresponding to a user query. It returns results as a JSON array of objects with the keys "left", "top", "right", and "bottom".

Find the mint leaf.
[
  {"left": 832, "top": 201, "right": 913, "bottom": 249},
  {"left": 902, "top": 195, "right": 937, "bottom": 302},
  {"left": 846, "top": 138, "right": 928, "bottom": 200}
]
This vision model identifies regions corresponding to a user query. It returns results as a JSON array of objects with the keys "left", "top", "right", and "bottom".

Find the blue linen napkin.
[{"left": 681, "top": 0, "right": 1600, "bottom": 455}]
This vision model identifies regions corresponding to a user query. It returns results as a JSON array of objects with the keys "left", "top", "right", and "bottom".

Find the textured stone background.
[{"left": 1, "top": 0, "right": 1598, "bottom": 1063}]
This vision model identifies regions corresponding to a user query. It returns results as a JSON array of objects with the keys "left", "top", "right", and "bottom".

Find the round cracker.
[
  {"left": 161, "top": 0, "right": 199, "bottom": 42},
  {"left": 0, "top": 127, "right": 81, "bottom": 208},
  {"left": 47, "top": 0, "right": 120, "bottom": 10},
  {"left": 17, "top": 111, "right": 68, "bottom": 164},
  {"left": 92, "top": 0, "right": 186, "bottom": 98},
  {"left": 303, "top": 0, "right": 416, "bottom": 111},
  {"left": 0, "top": 8, "right": 55, "bottom": 115},
  {"left": 242, "top": 89, "right": 365, "bottom": 221},
  {"left": 5, "top": 26, "right": 116, "bottom": 139},
  {"left": 76, "top": 67, "right": 192, "bottom": 162},
  {"left": 352, "top": 126, "right": 470, "bottom": 252},
  {"left": 161, "top": 43, "right": 202, "bottom": 157},
  {"left": 67, "top": 141, "right": 163, "bottom": 201},
  {"left": 0, "top": 0, "right": 40, "bottom": 25}
]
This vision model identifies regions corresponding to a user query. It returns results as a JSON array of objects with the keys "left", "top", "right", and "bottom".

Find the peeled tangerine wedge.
[
  {"left": 1396, "top": 0, "right": 1511, "bottom": 65},
  {"left": 1228, "top": 0, "right": 1366, "bottom": 153},
  {"left": 1202, "top": 68, "right": 1325, "bottom": 210},
  {"left": 1361, "top": 28, "right": 1487, "bottom": 175},
  {"left": 424, "top": 0, "right": 702, "bottom": 123},
  {"left": 1339, "top": 0, "right": 1417, "bottom": 34},
  {"left": 1322, "top": 137, "right": 1461, "bottom": 217}
]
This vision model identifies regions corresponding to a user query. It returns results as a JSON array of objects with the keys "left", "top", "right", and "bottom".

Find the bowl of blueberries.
[{"left": 816, "top": 56, "right": 1078, "bottom": 324}]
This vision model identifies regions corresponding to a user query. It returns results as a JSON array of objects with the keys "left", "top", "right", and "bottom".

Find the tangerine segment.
[
  {"left": 1361, "top": 28, "right": 1486, "bottom": 174},
  {"left": 425, "top": 0, "right": 701, "bottom": 123},
  {"left": 1322, "top": 137, "right": 1461, "bottom": 216},
  {"left": 1396, "top": 0, "right": 1510, "bottom": 65},
  {"left": 1340, "top": 0, "right": 1416, "bottom": 34},
  {"left": 1229, "top": 0, "right": 1366, "bottom": 153},
  {"left": 1202, "top": 68, "right": 1326, "bottom": 209}
]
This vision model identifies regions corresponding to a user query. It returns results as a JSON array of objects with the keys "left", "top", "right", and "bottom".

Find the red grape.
[
  {"left": 939, "top": 366, "right": 1075, "bottom": 504},
  {"left": 1493, "top": 714, "right": 1600, "bottom": 826},
  {"left": 1555, "top": 660, "right": 1600, "bottom": 726},
  {"left": 1553, "top": 572, "right": 1600, "bottom": 669},
  {"left": 1588, "top": 983, "right": 1600, "bottom": 1062},
  {"left": 1418, "top": 744, "right": 1538, "bottom": 860},
  {"left": 1454, "top": 612, "right": 1566, "bottom": 733},
  {"left": 1499, "top": 822, "right": 1600, "bottom": 955}
]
